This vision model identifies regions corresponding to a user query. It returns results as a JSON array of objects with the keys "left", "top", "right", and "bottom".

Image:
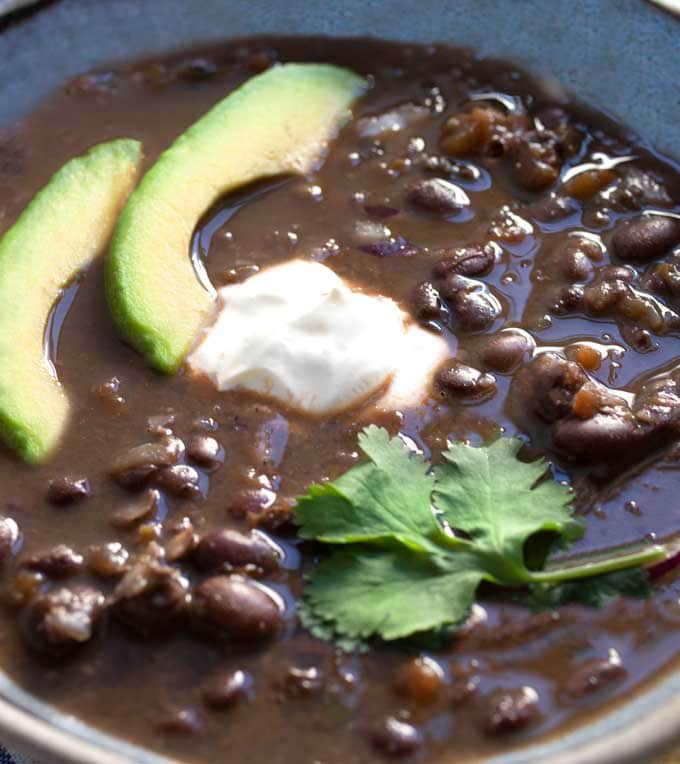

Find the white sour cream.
[{"left": 188, "top": 258, "right": 450, "bottom": 415}]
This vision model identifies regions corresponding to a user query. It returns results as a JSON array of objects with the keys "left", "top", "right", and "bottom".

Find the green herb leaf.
[
  {"left": 302, "top": 547, "right": 481, "bottom": 642},
  {"left": 295, "top": 425, "right": 442, "bottom": 552},
  {"left": 522, "top": 568, "right": 653, "bottom": 610},
  {"left": 432, "top": 438, "right": 584, "bottom": 582},
  {"left": 295, "top": 427, "right": 665, "bottom": 647}
]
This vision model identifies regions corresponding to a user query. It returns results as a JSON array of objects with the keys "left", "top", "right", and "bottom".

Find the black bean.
[
  {"left": 20, "top": 586, "right": 104, "bottom": 656},
  {"left": 480, "top": 331, "right": 534, "bottom": 373},
  {"left": 111, "top": 558, "right": 189, "bottom": 636},
  {"left": 202, "top": 669, "right": 253, "bottom": 709},
  {"left": 407, "top": 178, "right": 469, "bottom": 214},
  {"left": 0, "top": 515, "right": 20, "bottom": 563},
  {"left": 194, "top": 529, "right": 281, "bottom": 574},
  {"left": 482, "top": 687, "right": 540, "bottom": 735},
  {"left": 156, "top": 708, "right": 202, "bottom": 735},
  {"left": 433, "top": 244, "right": 496, "bottom": 279},
  {"left": 551, "top": 284, "right": 585, "bottom": 315},
  {"left": 110, "top": 489, "right": 160, "bottom": 528},
  {"left": 552, "top": 412, "right": 641, "bottom": 462},
  {"left": 87, "top": 542, "right": 129, "bottom": 578},
  {"left": 282, "top": 666, "right": 324, "bottom": 696},
  {"left": 111, "top": 436, "right": 184, "bottom": 490},
  {"left": 450, "top": 289, "right": 501, "bottom": 332},
  {"left": 612, "top": 215, "right": 680, "bottom": 263},
  {"left": 509, "top": 353, "right": 586, "bottom": 424},
  {"left": 436, "top": 361, "right": 497, "bottom": 399},
  {"left": 513, "top": 131, "right": 560, "bottom": 190},
  {"left": 583, "top": 279, "right": 629, "bottom": 313},
  {"left": 410, "top": 281, "right": 443, "bottom": 322},
  {"left": 563, "top": 250, "right": 594, "bottom": 281},
  {"left": 192, "top": 576, "right": 282, "bottom": 642},
  {"left": 155, "top": 465, "right": 202, "bottom": 499},
  {"left": 47, "top": 476, "right": 90, "bottom": 506},
  {"left": 562, "top": 656, "right": 626, "bottom": 696},
  {"left": 186, "top": 435, "right": 224, "bottom": 469},
  {"left": 20, "top": 545, "right": 84, "bottom": 578},
  {"left": 225, "top": 488, "right": 275, "bottom": 522},
  {"left": 369, "top": 716, "right": 423, "bottom": 757}
]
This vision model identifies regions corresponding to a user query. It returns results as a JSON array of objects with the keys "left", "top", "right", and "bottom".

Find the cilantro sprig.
[{"left": 295, "top": 426, "right": 666, "bottom": 647}]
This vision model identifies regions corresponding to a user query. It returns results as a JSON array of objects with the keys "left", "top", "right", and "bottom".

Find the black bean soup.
[{"left": 1, "top": 36, "right": 680, "bottom": 764}]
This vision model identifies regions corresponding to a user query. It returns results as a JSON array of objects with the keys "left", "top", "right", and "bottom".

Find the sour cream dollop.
[{"left": 188, "top": 259, "right": 450, "bottom": 415}]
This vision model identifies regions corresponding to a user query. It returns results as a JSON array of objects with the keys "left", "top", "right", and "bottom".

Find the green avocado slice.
[
  {"left": 0, "top": 139, "right": 143, "bottom": 464},
  {"left": 107, "top": 63, "right": 367, "bottom": 373}
]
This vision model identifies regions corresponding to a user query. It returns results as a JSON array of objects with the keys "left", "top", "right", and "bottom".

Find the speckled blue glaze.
[{"left": 0, "top": 1, "right": 679, "bottom": 763}]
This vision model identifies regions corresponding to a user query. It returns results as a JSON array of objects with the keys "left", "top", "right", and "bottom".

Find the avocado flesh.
[
  {"left": 0, "top": 139, "right": 143, "bottom": 464},
  {"left": 107, "top": 63, "right": 367, "bottom": 374}
]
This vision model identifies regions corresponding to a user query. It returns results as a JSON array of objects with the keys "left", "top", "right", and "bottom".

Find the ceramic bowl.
[{"left": 0, "top": 1, "right": 679, "bottom": 761}]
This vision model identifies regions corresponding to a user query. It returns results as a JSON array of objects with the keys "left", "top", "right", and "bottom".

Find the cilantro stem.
[{"left": 527, "top": 544, "right": 667, "bottom": 584}]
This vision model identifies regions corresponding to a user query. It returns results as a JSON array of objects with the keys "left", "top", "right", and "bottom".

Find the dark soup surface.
[{"left": 1, "top": 36, "right": 680, "bottom": 764}]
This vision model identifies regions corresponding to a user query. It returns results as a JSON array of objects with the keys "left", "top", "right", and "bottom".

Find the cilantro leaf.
[
  {"left": 302, "top": 547, "right": 481, "bottom": 641},
  {"left": 295, "top": 425, "right": 443, "bottom": 552},
  {"left": 294, "top": 427, "right": 666, "bottom": 647},
  {"left": 433, "top": 438, "right": 584, "bottom": 582}
]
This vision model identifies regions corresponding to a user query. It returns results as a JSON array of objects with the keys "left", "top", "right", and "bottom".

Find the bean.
[
  {"left": 482, "top": 686, "right": 540, "bottom": 735},
  {"left": 225, "top": 488, "right": 275, "bottom": 522},
  {"left": 562, "top": 655, "right": 626, "bottom": 696},
  {"left": 20, "top": 586, "right": 105, "bottom": 656},
  {"left": 433, "top": 244, "right": 496, "bottom": 279},
  {"left": 111, "top": 436, "right": 184, "bottom": 490},
  {"left": 111, "top": 557, "right": 189, "bottom": 636},
  {"left": 480, "top": 331, "right": 534, "bottom": 373},
  {"left": 552, "top": 412, "right": 641, "bottom": 461},
  {"left": 410, "top": 281, "right": 443, "bottom": 322},
  {"left": 450, "top": 289, "right": 501, "bottom": 332},
  {"left": 202, "top": 669, "right": 253, "bottom": 709},
  {"left": 47, "top": 476, "right": 90, "bottom": 506},
  {"left": 369, "top": 716, "right": 423, "bottom": 757},
  {"left": 194, "top": 529, "right": 281, "bottom": 574},
  {"left": 20, "top": 545, "right": 84, "bottom": 578},
  {"left": 436, "top": 361, "right": 497, "bottom": 399},
  {"left": 509, "top": 353, "right": 586, "bottom": 424},
  {"left": 155, "top": 465, "right": 202, "bottom": 499},
  {"left": 513, "top": 131, "right": 560, "bottom": 190},
  {"left": 186, "top": 435, "right": 224, "bottom": 470},
  {"left": 407, "top": 178, "right": 469, "bottom": 214},
  {"left": 192, "top": 576, "right": 282, "bottom": 642},
  {"left": 110, "top": 489, "right": 160, "bottom": 528},
  {"left": 612, "top": 215, "right": 680, "bottom": 263}
]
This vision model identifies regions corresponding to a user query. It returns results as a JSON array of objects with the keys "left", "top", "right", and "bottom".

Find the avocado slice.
[
  {"left": 0, "top": 139, "right": 143, "bottom": 464},
  {"left": 107, "top": 63, "right": 367, "bottom": 373}
]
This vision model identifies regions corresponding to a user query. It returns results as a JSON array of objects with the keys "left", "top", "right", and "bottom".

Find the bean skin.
[
  {"left": 192, "top": 576, "right": 282, "bottom": 642},
  {"left": 611, "top": 215, "right": 680, "bottom": 263}
]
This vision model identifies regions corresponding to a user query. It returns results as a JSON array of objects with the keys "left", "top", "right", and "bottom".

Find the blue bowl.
[{"left": 0, "top": 1, "right": 679, "bottom": 761}]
